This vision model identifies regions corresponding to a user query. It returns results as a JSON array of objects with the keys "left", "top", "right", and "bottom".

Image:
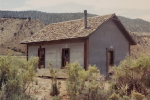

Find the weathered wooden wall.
[{"left": 89, "top": 19, "right": 129, "bottom": 75}]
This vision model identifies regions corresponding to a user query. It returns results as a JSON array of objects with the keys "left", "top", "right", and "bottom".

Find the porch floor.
[{"left": 36, "top": 68, "right": 68, "bottom": 78}]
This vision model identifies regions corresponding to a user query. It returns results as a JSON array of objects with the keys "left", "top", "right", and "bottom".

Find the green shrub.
[
  {"left": 0, "top": 55, "right": 38, "bottom": 99},
  {"left": 108, "top": 93, "right": 121, "bottom": 100},
  {"left": 0, "top": 83, "right": 6, "bottom": 100},
  {"left": 64, "top": 62, "right": 110, "bottom": 100},
  {"left": 122, "top": 95, "right": 130, "bottom": 100},
  {"left": 111, "top": 54, "right": 150, "bottom": 96},
  {"left": 49, "top": 63, "right": 61, "bottom": 96},
  {"left": 52, "top": 96, "right": 60, "bottom": 100}
]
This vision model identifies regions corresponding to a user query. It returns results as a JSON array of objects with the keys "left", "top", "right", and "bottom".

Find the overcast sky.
[{"left": 0, "top": 0, "right": 150, "bottom": 22}]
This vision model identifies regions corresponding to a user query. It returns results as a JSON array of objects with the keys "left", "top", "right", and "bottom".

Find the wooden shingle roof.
[{"left": 21, "top": 14, "right": 115, "bottom": 44}]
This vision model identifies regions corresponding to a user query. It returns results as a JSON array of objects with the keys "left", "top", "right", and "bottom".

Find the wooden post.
[
  {"left": 27, "top": 44, "right": 28, "bottom": 61},
  {"left": 129, "top": 45, "right": 130, "bottom": 55},
  {"left": 84, "top": 39, "right": 89, "bottom": 70}
]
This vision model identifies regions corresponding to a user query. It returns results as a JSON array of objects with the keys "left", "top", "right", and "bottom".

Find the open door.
[
  {"left": 107, "top": 49, "right": 114, "bottom": 73},
  {"left": 61, "top": 48, "right": 70, "bottom": 68},
  {"left": 38, "top": 47, "right": 45, "bottom": 69}
]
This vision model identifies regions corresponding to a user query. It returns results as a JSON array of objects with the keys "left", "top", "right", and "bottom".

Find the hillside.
[
  {"left": 0, "top": 11, "right": 150, "bottom": 57},
  {"left": 0, "top": 18, "right": 45, "bottom": 55},
  {"left": 1, "top": 11, "right": 150, "bottom": 34},
  {"left": 118, "top": 16, "right": 150, "bottom": 34},
  {"left": 0, "top": 10, "right": 96, "bottom": 25}
]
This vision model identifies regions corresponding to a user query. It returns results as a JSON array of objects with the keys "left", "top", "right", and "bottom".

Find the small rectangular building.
[{"left": 21, "top": 11, "right": 136, "bottom": 76}]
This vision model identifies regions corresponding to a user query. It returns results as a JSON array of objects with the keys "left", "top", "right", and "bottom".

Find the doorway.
[
  {"left": 107, "top": 49, "right": 114, "bottom": 73},
  {"left": 38, "top": 47, "right": 45, "bottom": 69},
  {"left": 61, "top": 48, "right": 70, "bottom": 68}
]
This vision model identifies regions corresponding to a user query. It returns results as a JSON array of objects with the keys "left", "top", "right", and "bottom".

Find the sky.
[{"left": 0, "top": 0, "right": 150, "bottom": 22}]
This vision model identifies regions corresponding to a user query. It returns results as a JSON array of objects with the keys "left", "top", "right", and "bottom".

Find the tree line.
[{"left": 0, "top": 10, "right": 96, "bottom": 25}]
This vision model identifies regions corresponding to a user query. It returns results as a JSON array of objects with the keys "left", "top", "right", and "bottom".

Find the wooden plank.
[
  {"left": 61, "top": 49, "right": 63, "bottom": 68},
  {"left": 129, "top": 45, "right": 130, "bottom": 55},
  {"left": 86, "top": 39, "right": 89, "bottom": 70},
  {"left": 84, "top": 38, "right": 89, "bottom": 70},
  {"left": 84, "top": 42, "right": 86, "bottom": 70},
  {"left": 27, "top": 44, "right": 28, "bottom": 61},
  {"left": 43, "top": 48, "right": 45, "bottom": 68}
]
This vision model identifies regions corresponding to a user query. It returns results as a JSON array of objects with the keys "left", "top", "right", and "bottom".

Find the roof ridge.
[
  {"left": 45, "top": 13, "right": 115, "bottom": 25},
  {"left": 21, "top": 13, "right": 116, "bottom": 44}
]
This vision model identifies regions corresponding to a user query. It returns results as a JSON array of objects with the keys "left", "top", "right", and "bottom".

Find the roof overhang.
[{"left": 21, "top": 37, "right": 88, "bottom": 46}]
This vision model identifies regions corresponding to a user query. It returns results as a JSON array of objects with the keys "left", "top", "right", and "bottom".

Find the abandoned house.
[{"left": 21, "top": 10, "right": 136, "bottom": 76}]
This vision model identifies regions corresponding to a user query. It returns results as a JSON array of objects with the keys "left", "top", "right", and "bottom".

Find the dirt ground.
[
  {"left": 27, "top": 77, "right": 109, "bottom": 100},
  {"left": 27, "top": 77, "right": 69, "bottom": 100}
]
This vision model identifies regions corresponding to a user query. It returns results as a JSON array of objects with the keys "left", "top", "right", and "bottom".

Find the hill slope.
[
  {"left": 0, "top": 10, "right": 96, "bottom": 25},
  {"left": 0, "top": 18, "right": 45, "bottom": 55},
  {"left": 118, "top": 16, "right": 150, "bottom": 34},
  {"left": 0, "top": 11, "right": 150, "bottom": 57},
  {"left": 1, "top": 10, "right": 150, "bottom": 34}
]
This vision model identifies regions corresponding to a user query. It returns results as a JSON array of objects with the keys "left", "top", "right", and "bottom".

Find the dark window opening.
[
  {"left": 109, "top": 51, "right": 114, "bottom": 66},
  {"left": 107, "top": 50, "right": 114, "bottom": 75},
  {"left": 38, "top": 47, "right": 45, "bottom": 69},
  {"left": 62, "top": 48, "right": 70, "bottom": 68}
]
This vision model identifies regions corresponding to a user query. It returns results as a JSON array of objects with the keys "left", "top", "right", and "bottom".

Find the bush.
[
  {"left": 52, "top": 96, "right": 60, "bottom": 100},
  {"left": 108, "top": 93, "right": 121, "bottom": 100},
  {"left": 64, "top": 62, "right": 109, "bottom": 100},
  {"left": 0, "top": 55, "right": 38, "bottom": 99},
  {"left": 49, "top": 63, "right": 61, "bottom": 96},
  {"left": 0, "top": 83, "right": 6, "bottom": 100},
  {"left": 111, "top": 54, "right": 150, "bottom": 96},
  {"left": 131, "top": 90, "right": 145, "bottom": 100}
]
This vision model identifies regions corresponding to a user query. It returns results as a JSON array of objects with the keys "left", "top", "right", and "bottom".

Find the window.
[
  {"left": 62, "top": 48, "right": 70, "bottom": 68},
  {"left": 108, "top": 51, "right": 114, "bottom": 66},
  {"left": 38, "top": 47, "right": 45, "bottom": 69}
]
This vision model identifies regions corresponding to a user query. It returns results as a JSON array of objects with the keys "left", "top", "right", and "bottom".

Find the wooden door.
[
  {"left": 107, "top": 50, "right": 114, "bottom": 73},
  {"left": 38, "top": 47, "right": 45, "bottom": 69}
]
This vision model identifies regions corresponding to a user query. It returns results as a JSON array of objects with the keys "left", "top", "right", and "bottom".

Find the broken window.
[
  {"left": 38, "top": 47, "right": 45, "bottom": 69},
  {"left": 62, "top": 48, "right": 70, "bottom": 68}
]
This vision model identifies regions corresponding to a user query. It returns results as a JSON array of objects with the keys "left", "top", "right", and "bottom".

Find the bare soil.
[{"left": 27, "top": 77, "right": 69, "bottom": 100}]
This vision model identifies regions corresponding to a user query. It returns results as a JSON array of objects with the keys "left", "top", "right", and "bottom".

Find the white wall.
[{"left": 42, "top": 42, "right": 84, "bottom": 69}]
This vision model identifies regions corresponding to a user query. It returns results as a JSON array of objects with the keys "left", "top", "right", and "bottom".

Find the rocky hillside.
[
  {"left": 130, "top": 33, "right": 150, "bottom": 58},
  {"left": 0, "top": 18, "right": 45, "bottom": 55},
  {"left": 118, "top": 16, "right": 150, "bottom": 34}
]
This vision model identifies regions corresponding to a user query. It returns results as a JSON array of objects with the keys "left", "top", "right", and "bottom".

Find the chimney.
[{"left": 84, "top": 10, "right": 87, "bottom": 28}]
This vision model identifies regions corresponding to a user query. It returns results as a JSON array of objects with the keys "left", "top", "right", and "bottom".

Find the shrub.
[
  {"left": 0, "top": 55, "right": 38, "bottom": 99},
  {"left": 108, "top": 93, "right": 121, "bottom": 100},
  {"left": 64, "top": 62, "right": 109, "bottom": 100},
  {"left": 52, "top": 96, "right": 60, "bottom": 100},
  {"left": 131, "top": 90, "right": 145, "bottom": 100},
  {"left": 111, "top": 54, "right": 150, "bottom": 96},
  {"left": 0, "top": 83, "right": 6, "bottom": 100},
  {"left": 49, "top": 63, "right": 61, "bottom": 96}
]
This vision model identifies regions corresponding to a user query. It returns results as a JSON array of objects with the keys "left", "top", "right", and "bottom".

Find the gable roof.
[{"left": 21, "top": 14, "right": 136, "bottom": 45}]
